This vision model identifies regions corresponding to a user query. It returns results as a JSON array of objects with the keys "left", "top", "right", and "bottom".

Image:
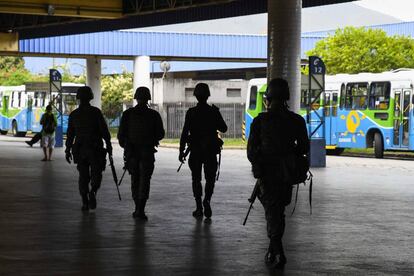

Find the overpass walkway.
[{"left": 0, "top": 137, "right": 413, "bottom": 275}]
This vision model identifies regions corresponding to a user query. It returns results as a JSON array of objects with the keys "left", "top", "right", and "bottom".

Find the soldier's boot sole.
[
  {"left": 132, "top": 211, "right": 148, "bottom": 221},
  {"left": 203, "top": 199, "right": 212, "bottom": 218},
  {"left": 89, "top": 191, "right": 97, "bottom": 210},
  {"left": 192, "top": 208, "right": 203, "bottom": 218}
]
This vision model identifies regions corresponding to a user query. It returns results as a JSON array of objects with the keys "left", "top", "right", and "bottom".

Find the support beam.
[
  {"left": 267, "top": 0, "right": 302, "bottom": 113},
  {"left": 86, "top": 57, "right": 101, "bottom": 108},
  {"left": 133, "top": 55, "right": 151, "bottom": 92},
  {"left": 0, "top": 0, "right": 123, "bottom": 19}
]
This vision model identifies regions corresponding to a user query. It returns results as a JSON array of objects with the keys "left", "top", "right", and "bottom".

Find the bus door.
[
  {"left": 324, "top": 93, "right": 332, "bottom": 145},
  {"left": 26, "top": 95, "right": 33, "bottom": 131},
  {"left": 393, "top": 89, "right": 412, "bottom": 148},
  {"left": 330, "top": 92, "right": 339, "bottom": 145}
]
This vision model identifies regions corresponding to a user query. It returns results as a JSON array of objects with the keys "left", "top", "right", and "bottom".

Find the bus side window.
[
  {"left": 10, "top": 92, "right": 15, "bottom": 108},
  {"left": 346, "top": 83, "right": 368, "bottom": 110},
  {"left": 18, "top": 92, "right": 22, "bottom": 107},
  {"left": 332, "top": 93, "right": 338, "bottom": 117},
  {"left": 340, "top": 84, "right": 345, "bottom": 109},
  {"left": 248, "top": 86, "right": 258, "bottom": 110},
  {"left": 394, "top": 92, "right": 401, "bottom": 117},
  {"left": 324, "top": 93, "right": 330, "bottom": 117},
  {"left": 369, "top": 82, "right": 390, "bottom": 110},
  {"left": 300, "top": 89, "right": 308, "bottom": 109}
]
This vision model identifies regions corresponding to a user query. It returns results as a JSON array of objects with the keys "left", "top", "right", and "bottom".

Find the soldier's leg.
[
  {"left": 77, "top": 158, "right": 91, "bottom": 211},
  {"left": 188, "top": 152, "right": 203, "bottom": 217},
  {"left": 134, "top": 152, "right": 155, "bottom": 220},
  {"left": 263, "top": 199, "right": 287, "bottom": 268},
  {"left": 89, "top": 157, "right": 103, "bottom": 210},
  {"left": 203, "top": 154, "right": 218, "bottom": 218},
  {"left": 129, "top": 157, "right": 143, "bottom": 218}
]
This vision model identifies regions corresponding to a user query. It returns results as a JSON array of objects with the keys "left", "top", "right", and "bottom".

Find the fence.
[
  {"left": 160, "top": 103, "right": 245, "bottom": 139},
  {"left": 103, "top": 102, "right": 246, "bottom": 139}
]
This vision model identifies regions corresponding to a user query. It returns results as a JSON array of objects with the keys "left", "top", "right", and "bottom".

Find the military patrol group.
[{"left": 64, "top": 79, "right": 309, "bottom": 269}]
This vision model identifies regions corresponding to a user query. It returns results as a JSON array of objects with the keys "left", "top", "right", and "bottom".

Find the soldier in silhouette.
[
  {"left": 118, "top": 87, "right": 165, "bottom": 220},
  {"left": 179, "top": 83, "right": 228, "bottom": 219},
  {"left": 247, "top": 78, "right": 309, "bottom": 269},
  {"left": 65, "top": 86, "right": 112, "bottom": 211}
]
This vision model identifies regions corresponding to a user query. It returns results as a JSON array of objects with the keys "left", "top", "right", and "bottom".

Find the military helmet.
[
  {"left": 134, "top": 87, "right": 151, "bottom": 101},
  {"left": 193, "top": 83, "right": 211, "bottom": 98},
  {"left": 264, "top": 78, "right": 290, "bottom": 102},
  {"left": 76, "top": 86, "right": 94, "bottom": 101}
]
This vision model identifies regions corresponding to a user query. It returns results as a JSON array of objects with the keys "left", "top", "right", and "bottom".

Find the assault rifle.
[
  {"left": 243, "top": 179, "right": 261, "bottom": 226},
  {"left": 108, "top": 155, "right": 122, "bottom": 201},
  {"left": 177, "top": 146, "right": 191, "bottom": 172}
]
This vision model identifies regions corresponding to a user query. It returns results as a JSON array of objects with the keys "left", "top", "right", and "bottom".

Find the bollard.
[
  {"left": 310, "top": 138, "right": 326, "bottom": 168},
  {"left": 55, "top": 125, "right": 63, "bottom": 148}
]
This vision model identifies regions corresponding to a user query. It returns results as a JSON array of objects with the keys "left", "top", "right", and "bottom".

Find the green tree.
[
  {"left": 0, "top": 56, "right": 33, "bottom": 85},
  {"left": 307, "top": 27, "right": 414, "bottom": 74},
  {"left": 101, "top": 71, "right": 133, "bottom": 119}
]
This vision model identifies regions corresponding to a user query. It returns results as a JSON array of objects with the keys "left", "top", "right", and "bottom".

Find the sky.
[{"left": 23, "top": 0, "right": 414, "bottom": 75}]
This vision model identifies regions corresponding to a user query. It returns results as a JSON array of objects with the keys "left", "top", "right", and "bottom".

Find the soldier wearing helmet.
[
  {"left": 247, "top": 78, "right": 309, "bottom": 269},
  {"left": 65, "top": 86, "right": 112, "bottom": 211},
  {"left": 179, "top": 83, "right": 228, "bottom": 220},
  {"left": 117, "top": 86, "right": 165, "bottom": 220}
]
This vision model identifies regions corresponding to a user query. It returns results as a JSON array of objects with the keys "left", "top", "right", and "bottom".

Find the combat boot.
[
  {"left": 133, "top": 200, "right": 148, "bottom": 221},
  {"left": 203, "top": 198, "right": 212, "bottom": 218},
  {"left": 81, "top": 194, "right": 89, "bottom": 211},
  {"left": 265, "top": 237, "right": 286, "bottom": 269},
  {"left": 192, "top": 197, "right": 203, "bottom": 218},
  {"left": 89, "top": 190, "right": 97, "bottom": 210}
]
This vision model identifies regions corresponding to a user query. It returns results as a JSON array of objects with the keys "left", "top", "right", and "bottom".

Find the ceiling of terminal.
[{"left": 0, "top": 0, "right": 356, "bottom": 38}]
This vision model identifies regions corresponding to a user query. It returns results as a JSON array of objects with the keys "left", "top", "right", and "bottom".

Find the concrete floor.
[{"left": 0, "top": 137, "right": 413, "bottom": 275}]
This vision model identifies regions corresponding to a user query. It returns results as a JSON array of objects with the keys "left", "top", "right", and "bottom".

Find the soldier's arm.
[
  {"left": 179, "top": 110, "right": 191, "bottom": 153},
  {"left": 97, "top": 110, "right": 112, "bottom": 152},
  {"left": 117, "top": 111, "right": 128, "bottom": 148},
  {"left": 247, "top": 117, "right": 262, "bottom": 178},
  {"left": 154, "top": 112, "right": 165, "bottom": 143},
  {"left": 295, "top": 116, "right": 310, "bottom": 155},
  {"left": 214, "top": 106, "right": 228, "bottom": 133},
  {"left": 65, "top": 114, "right": 75, "bottom": 152},
  {"left": 247, "top": 118, "right": 261, "bottom": 163}
]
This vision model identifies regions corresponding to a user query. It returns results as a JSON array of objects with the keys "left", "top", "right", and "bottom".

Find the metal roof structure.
[
  {"left": 303, "top": 21, "right": 414, "bottom": 38},
  {"left": 13, "top": 0, "right": 356, "bottom": 39},
  {"left": 19, "top": 30, "right": 324, "bottom": 62}
]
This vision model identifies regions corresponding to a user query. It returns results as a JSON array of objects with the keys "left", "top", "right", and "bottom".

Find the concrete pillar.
[
  {"left": 267, "top": 0, "right": 302, "bottom": 113},
  {"left": 86, "top": 57, "right": 102, "bottom": 108},
  {"left": 133, "top": 56, "right": 151, "bottom": 92}
]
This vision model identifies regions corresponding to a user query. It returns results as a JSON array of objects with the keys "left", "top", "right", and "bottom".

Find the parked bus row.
[
  {"left": 0, "top": 83, "right": 83, "bottom": 136},
  {"left": 246, "top": 69, "right": 414, "bottom": 158}
]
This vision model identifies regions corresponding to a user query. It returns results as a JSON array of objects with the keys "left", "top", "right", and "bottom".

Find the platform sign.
[
  {"left": 307, "top": 56, "right": 326, "bottom": 167},
  {"left": 49, "top": 69, "right": 63, "bottom": 147}
]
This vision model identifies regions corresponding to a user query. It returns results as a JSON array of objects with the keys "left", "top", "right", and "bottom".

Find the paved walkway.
[{"left": 0, "top": 136, "right": 413, "bottom": 275}]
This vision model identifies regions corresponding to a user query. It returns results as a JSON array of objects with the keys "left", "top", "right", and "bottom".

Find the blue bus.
[
  {"left": 0, "top": 82, "right": 84, "bottom": 136},
  {"left": 245, "top": 69, "right": 414, "bottom": 158}
]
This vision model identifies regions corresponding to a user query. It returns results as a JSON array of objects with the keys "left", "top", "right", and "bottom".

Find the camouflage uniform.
[
  {"left": 118, "top": 104, "right": 164, "bottom": 209},
  {"left": 65, "top": 103, "right": 111, "bottom": 201},
  {"left": 180, "top": 103, "right": 227, "bottom": 209},
  {"left": 247, "top": 108, "right": 309, "bottom": 253}
]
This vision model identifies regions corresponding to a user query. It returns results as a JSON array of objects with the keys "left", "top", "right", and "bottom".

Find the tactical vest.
[
  {"left": 259, "top": 111, "right": 297, "bottom": 161},
  {"left": 127, "top": 107, "right": 157, "bottom": 147}
]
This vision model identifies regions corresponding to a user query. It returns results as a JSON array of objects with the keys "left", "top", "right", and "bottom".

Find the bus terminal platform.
[{"left": 0, "top": 136, "right": 413, "bottom": 275}]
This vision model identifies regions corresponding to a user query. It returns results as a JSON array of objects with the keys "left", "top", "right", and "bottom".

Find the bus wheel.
[
  {"left": 374, "top": 132, "right": 384, "bottom": 159},
  {"left": 0, "top": 129, "right": 7, "bottom": 135},
  {"left": 11, "top": 121, "right": 26, "bottom": 137}
]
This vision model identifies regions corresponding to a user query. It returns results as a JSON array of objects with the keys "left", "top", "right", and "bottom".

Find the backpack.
[
  {"left": 289, "top": 153, "right": 313, "bottom": 215},
  {"left": 43, "top": 113, "right": 56, "bottom": 134}
]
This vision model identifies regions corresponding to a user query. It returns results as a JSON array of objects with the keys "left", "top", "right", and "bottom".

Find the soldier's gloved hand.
[
  {"left": 179, "top": 151, "right": 186, "bottom": 163},
  {"left": 107, "top": 145, "right": 113, "bottom": 156},
  {"left": 65, "top": 151, "right": 72, "bottom": 164}
]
